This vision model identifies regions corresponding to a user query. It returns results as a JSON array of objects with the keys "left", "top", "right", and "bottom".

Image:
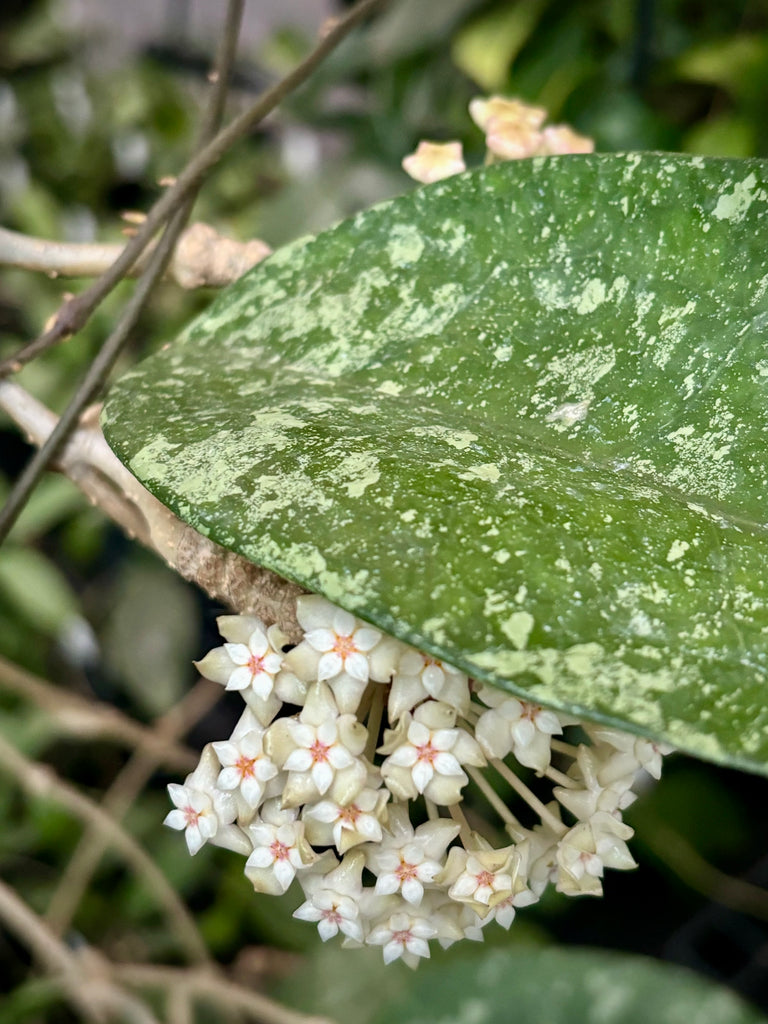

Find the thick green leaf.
[
  {"left": 276, "top": 944, "right": 767, "bottom": 1024},
  {"left": 103, "top": 154, "right": 768, "bottom": 774},
  {"left": 371, "top": 948, "right": 767, "bottom": 1024}
]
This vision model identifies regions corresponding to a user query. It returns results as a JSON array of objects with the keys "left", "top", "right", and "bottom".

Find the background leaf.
[
  {"left": 367, "top": 947, "right": 768, "bottom": 1024},
  {"left": 103, "top": 153, "right": 768, "bottom": 774}
]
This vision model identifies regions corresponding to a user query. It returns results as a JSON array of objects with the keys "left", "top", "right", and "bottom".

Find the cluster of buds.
[
  {"left": 165, "top": 596, "right": 671, "bottom": 967},
  {"left": 401, "top": 94, "right": 594, "bottom": 185}
]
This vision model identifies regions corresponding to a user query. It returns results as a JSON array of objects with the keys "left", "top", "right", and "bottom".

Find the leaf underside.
[{"left": 103, "top": 153, "right": 768, "bottom": 775}]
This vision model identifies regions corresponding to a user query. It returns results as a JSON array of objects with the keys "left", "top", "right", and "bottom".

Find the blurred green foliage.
[{"left": 2, "top": 0, "right": 768, "bottom": 1021}]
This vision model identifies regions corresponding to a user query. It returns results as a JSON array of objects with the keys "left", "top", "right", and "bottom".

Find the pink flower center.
[
  {"left": 475, "top": 869, "right": 496, "bottom": 889},
  {"left": 391, "top": 928, "right": 413, "bottom": 947},
  {"left": 270, "top": 840, "right": 291, "bottom": 861},
  {"left": 414, "top": 740, "right": 437, "bottom": 765},
  {"left": 309, "top": 739, "right": 331, "bottom": 763},
  {"left": 396, "top": 860, "right": 417, "bottom": 882},
  {"left": 323, "top": 906, "right": 342, "bottom": 925},
  {"left": 183, "top": 805, "right": 201, "bottom": 827},
  {"left": 332, "top": 634, "right": 357, "bottom": 659},
  {"left": 339, "top": 804, "right": 361, "bottom": 825},
  {"left": 235, "top": 755, "right": 256, "bottom": 779},
  {"left": 248, "top": 653, "right": 266, "bottom": 675}
]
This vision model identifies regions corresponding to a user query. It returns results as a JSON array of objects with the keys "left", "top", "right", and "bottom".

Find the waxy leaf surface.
[
  {"left": 103, "top": 154, "right": 768, "bottom": 774},
  {"left": 372, "top": 948, "right": 768, "bottom": 1024}
]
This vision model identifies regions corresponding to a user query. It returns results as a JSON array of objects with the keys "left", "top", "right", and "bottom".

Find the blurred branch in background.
[
  {"left": 640, "top": 819, "right": 768, "bottom": 925},
  {"left": 0, "top": 653, "right": 197, "bottom": 770},
  {"left": 0, "top": 730, "right": 211, "bottom": 964},
  {"left": 0, "top": 0, "right": 389, "bottom": 550},
  {"left": 0, "top": 221, "right": 272, "bottom": 289},
  {"left": 0, "top": 876, "right": 333, "bottom": 1024},
  {"left": 0, "top": 379, "right": 305, "bottom": 636},
  {"left": 0, "top": 0, "right": 250, "bottom": 544},
  {"left": 0, "top": 0, "right": 388, "bottom": 383},
  {"left": 0, "top": 878, "right": 162, "bottom": 1024},
  {"left": 113, "top": 963, "right": 335, "bottom": 1024},
  {"left": 45, "top": 675, "right": 221, "bottom": 939}
]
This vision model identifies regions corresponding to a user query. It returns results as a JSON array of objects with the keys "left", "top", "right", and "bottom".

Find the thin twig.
[
  {"left": 115, "top": 963, "right": 335, "bottom": 1024},
  {"left": 0, "top": 733, "right": 210, "bottom": 963},
  {"left": 639, "top": 818, "right": 768, "bottom": 924},
  {"left": 0, "top": 879, "right": 164, "bottom": 1024},
  {"left": 46, "top": 678, "right": 222, "bottom": 938},
  {"left": 0, "top": 879, "right": 103, "bottom": 1023},
  {"left": 0, "top": 224, "right": 270, "bottom": 288},
  {"left": 0, "top": 654, "right": 196, "bottom": 771},
  {"left": 0, "top": 380, "right": 304, "bottom": 635},
  {"left": 0, "top": 0, "right": 387, "bottom": 381},
  {"left": 0, "top": 206, "right": 190, "bottom": 544},
  {"left": 0, "top": 0, "right": 253, "bottom": 546}
]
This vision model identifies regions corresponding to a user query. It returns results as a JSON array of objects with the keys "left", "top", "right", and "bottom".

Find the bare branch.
[
  {"left": 115, "top": 963, "right": 335, "bottom": 1024},
  {"left": 0, "top": 732, "right": 211, "bottom": 964},
  {"left": 0, "top": 0, "right": 388, "bottom": 381},
  {"left": 0, "top": 0, "right": 254, "bottom": 545},
  {"left": 0, "top": 223, "right": 271, "bottom": 288},
  {"left": 46, "top": 677, "right": 222, "bottom": 938},
  {"left": 639, "top": 817, "right": 768, "bottom": 924},
  {"left": 0, "top": 654, "right": 197, "bottom": 771},
  {"left": 0, "top": 879, "right": 164, "bottom": 1024},
  {"left": 0, "top": 379, "right": 304, "bottom": 637},
  {"left": 0, "top": 879, "right": 104, "bottom": 1023}
]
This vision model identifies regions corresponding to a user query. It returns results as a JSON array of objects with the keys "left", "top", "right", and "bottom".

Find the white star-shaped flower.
[
  {"left": 283, "top": 718, "right": 356, "bottom": 795},
  {"left": 264, "top": 682, "right": 368, "bottom": 807},
  {"left": 164, "top": 745, "right": 238, "bottom": 855},
  {"left": 447, "top": 852, "right": 514, "bottom": 907},
  {"left": 283, "top": 596, "right": 383, "bottom": 712},
  {"left": 212, "top": 708, "right": 279, "bottom": 811},
  {"left": 303, "top": 784, "right": 388, "bottom": 853},
  {"left": 587, "top": 727, "right": 674, "bottom": 781},
  {"left": 366, "top": 806, "right": 459, "bottom": 906},
  {"left": 294, "top": 850, "right": 366, "bottom": 943},
  {"left": 380, "top": 703, "right": 484, "bottom": 805},
  {"left": 194, "top": 615, "right": 295, "bottom": 724},
  {"left": 245, "top": 804, "right": 315, "bottom": 895},
  {"left": 386, "top": 719, "right": 463, "bottom": 792},
  {"left": 388, "top": 647, "right": 470, "bottom": 721},
  {"left": 401, "top": 140, "right": 466, "bottom": 184},
  {"left": 367, "top": 909, "right": 437, "bottom": 968},
  {"left": 476, "top": 687, "right": 573, "bottom": 772}
]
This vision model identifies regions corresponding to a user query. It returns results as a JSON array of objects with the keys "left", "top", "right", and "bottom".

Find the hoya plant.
[
  {"left": 2, "top": 3, "right": 768, "bottom": 1021},
  {"left": 99, "top": 96, "right": 768, "bottom": 969}
]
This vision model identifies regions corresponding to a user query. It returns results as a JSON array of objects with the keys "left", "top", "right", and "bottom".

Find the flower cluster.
[
  {"left": 165, "top": 596, "right": 672, "bottom": 968},
  {"left": 401, "top": 94, "right": 594, "bottom": 185}
]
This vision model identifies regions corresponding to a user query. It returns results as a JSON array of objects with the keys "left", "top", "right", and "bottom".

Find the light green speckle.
[
  {"left": 501, "top": 611, "right": 535, "bottom": 650},
  {"left": 713, "top": 172, "right": 758, "bottom": 222},
  {"left": 410, "top": 425, "right": 478, "bottom": 450},
  {"left": 388, "top": 222, "right": 425, "bottom": 265},
  {"left": 667, "top": 539, "right": 690, "bottom": 563},
  {"left": 377, "top": 380, "right": 404, "bottom": 396},
  {"left": 575, "top": 277, "right": 607, "bottom": 314},
  {"left": 459, "top": 463, "right": 501, "bottom": 483},
  {"left": 330, "top": 451, "right": 381, "bottom": 498}
]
